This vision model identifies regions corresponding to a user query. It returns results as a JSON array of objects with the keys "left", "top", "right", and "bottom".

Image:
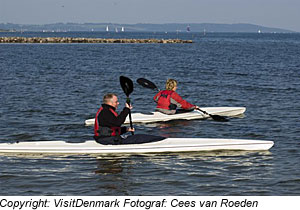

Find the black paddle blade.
[
  {"left": 120, "top": 76, "right": 134, "bottom": 97},
  {"left": 120, "top": 76, "right": 134, "bottom": 135},
  {"left": 210, "top": 114, "right": 229, "bottom": 122},
  {"left": 137, "top": 78, "right": 158, "bottom": 91}
]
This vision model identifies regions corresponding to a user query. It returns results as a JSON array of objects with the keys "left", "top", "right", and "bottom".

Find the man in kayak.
[
  {"left": 94, "top": 93, "right": 135, "bottom": 144},
  {"left": 153, "top": 79, "right": 199, "bottom": 114},
  {"left": 94, "top": 93, "right": 166, "bottom": 145}
]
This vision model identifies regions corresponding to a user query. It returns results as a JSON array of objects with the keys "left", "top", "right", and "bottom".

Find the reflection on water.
[
  {"left": 0, "top": 148, "right": 275, "bottom": 195},
  {"left": 95, "top": 159, "right": 123, "bottom": 174},
  {"left": 231, "top": 114, "right": 245, "bottom": 119}
]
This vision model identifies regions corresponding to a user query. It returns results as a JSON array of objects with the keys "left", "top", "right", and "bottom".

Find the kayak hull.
[
  {"left": 85, "top": 107, "right": 246, "bottom": 126},
  {"left": 0, "top": 138, "right": 273, "bottom": 154}
]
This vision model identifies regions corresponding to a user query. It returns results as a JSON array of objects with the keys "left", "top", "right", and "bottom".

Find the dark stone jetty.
[{"left": 0, "top": 37, "right": 193, "bottom": 44}]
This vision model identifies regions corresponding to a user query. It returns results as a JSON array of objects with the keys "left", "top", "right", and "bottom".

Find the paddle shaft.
[
  {"left": 126, "top": 97, "right": 134, "bottom": 135},
  {"left": 196, "top": 108, "right": 228, "bottom": 122},
  {"left": 196, "top": 108, "right": 209, "bottom": 115}
]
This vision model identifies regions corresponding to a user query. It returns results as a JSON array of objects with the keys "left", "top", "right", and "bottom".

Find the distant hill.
[
  {"left": 0, "top": 28, "right": 9, "bottom": 32},
  {"left": 0, "top": 22, "right": 295, "bottom": 33}
]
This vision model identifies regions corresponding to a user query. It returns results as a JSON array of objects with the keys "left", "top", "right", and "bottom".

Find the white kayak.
[
  {"left": 0, "top": 138, "right": 273, "bottom": 154},
  {"left": 85, "top": 107, "right": 246, "bottom": 126}
]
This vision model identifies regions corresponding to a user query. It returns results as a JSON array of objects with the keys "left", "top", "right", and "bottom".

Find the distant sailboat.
[
  {"left": 106, "top": 26, "right": 109, "bottom": 32},
  {"left": 121, "top": 27, "right": 125, "bottom": 32},
  {"left": 115, "top": 27, "right": 118, "bottom": 32}
]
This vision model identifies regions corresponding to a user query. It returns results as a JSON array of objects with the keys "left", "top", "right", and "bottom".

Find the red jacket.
[{"left": 153, "top": 90, "right": 195, "bottom": 110}]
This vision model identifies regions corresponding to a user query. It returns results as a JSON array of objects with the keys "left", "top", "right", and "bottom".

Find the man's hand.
[
  {"left": 125, "top": 103, "right": 133, "bottom": 109},
  {"left": 127, "top": 127, "right": 135, "bottom": 132}
]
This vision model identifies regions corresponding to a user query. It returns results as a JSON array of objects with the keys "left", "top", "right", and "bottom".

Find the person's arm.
[
  {"left": 153, "top": 91, "right": 161, "bottom": 103},
  {"left": 117, "top": 107, "right": 130, "bottom": 125},
  {"left": 170, "top": 92, "right": 196, "bottom": 109},
  {"left": 98, "top": 107, "right": 130, "bottom": 127},
  {"left": 120, "top": 126, "right": 127, "bottom": 134}
]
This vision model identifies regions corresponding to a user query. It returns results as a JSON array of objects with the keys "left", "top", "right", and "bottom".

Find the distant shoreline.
[
  {"left": 0, "top": 37, "right": 193, "bottom": 44},
  {"left": 0, "top": 23, "right": 296, "bottom": 33}
]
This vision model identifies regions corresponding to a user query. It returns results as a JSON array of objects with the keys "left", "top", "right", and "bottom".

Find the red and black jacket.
[
  {"left": 153, "top": 90, "right": 195, "bottom": 110},
  {"left": 94, "top": 104, "right": 129, "bottom": 139}
]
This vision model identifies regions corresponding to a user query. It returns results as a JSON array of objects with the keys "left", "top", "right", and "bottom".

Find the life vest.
[
  {"left": 94, "top": 107, "right": 121, "bottom": 137},
  {"left": 156, "top": 90, "right": 174, "bottom": 110}
]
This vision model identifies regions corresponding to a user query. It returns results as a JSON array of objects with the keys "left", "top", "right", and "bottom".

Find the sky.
[{"left": 1, "top": 0, "right": 300, "bottom": 32}]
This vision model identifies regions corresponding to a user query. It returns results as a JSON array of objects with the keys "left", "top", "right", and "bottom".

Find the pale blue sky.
[{"left": 1, "top": 0, "right": 300, "bottom": 31}]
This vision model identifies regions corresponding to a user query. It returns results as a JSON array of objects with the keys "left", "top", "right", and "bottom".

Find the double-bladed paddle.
[
  {"left": 136, "top": 77, "right": 228, "bottom": 122},
  {"left": 120, "top": 76, "right": 134, "bottom": 135}
]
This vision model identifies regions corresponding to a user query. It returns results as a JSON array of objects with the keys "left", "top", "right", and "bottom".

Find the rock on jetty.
[{"left": 0, "top": 37, "right": 193, "bottom": 44}]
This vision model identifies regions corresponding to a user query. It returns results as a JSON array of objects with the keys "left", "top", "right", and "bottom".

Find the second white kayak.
[{"left": 85, "top": 107, "right": 246, "bottom": 126}]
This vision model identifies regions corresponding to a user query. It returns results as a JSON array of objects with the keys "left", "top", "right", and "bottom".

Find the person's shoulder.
[
  {"left": 102, "top": 104, "right": 116, "bottom": 111},
  {"left": 171, "top": 91, "right": 183, "bottom": 99},
  {"left": 101, "top": 104, "right": 109, "bottom": 109},
  {"left": 171, "top": 91, "right": 180, "bottom": 96}
]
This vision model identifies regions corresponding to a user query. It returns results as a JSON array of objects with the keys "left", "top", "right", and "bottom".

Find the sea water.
[{"left": 0, "top": 32, "right": 299, "bottom": 195}]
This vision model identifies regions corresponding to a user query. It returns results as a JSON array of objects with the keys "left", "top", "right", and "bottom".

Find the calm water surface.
[{"left": 0, "top": 32, "right": 300, "bottom": 195}]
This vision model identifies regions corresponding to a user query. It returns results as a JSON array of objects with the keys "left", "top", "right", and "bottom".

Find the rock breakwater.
[{"left": 0, "top": 37, "right": 193, "bottom": 44}]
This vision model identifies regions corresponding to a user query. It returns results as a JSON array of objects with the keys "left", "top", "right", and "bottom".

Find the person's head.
[
  {"left": 103, "top": 93, "right": 119, "bottom": 108},
  {"left": 166, "top": 79, "right": 178, "bottom": 91}
]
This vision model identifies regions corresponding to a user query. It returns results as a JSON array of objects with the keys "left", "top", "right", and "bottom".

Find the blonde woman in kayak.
[{"left": 153, "top": 79, "right": 199, "bottom": 115}]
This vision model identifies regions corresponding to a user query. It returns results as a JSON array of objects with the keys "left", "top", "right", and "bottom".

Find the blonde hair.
[
  {"left": 165, "top": 79, "right": 178, "bottom": 90},
  {"left": 103, "top": 93, "right": 117, "bottom": 103}
]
